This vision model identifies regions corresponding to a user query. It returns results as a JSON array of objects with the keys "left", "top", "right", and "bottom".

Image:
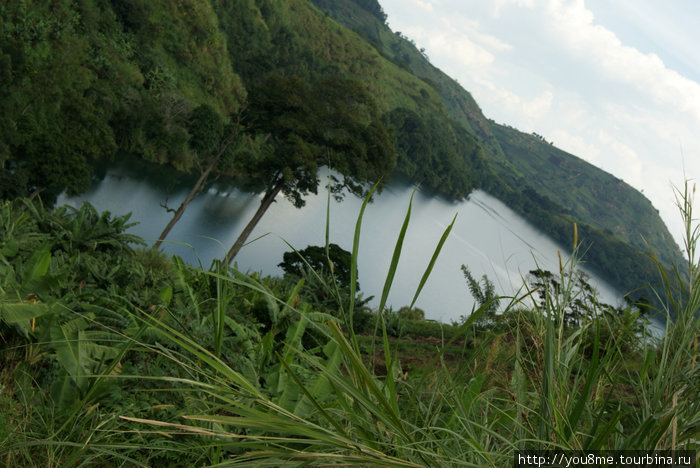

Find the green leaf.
[
  {"left": 50, "top": 317, "right": 91, "bottom": 392},
  {"left": 0, "top": 239, "right": 19, "bottom": 258},
  {"left": 409, "top": 213, "right": 456, "bottom": 310},
  {"left": 21, "top": 247, "right": 51, "bottom": 290},
  {"left": 158, "top": 284, "right": 173, "bottom": 305},
  {"left": 0, "top": 302, "right": 52, "bottom": 324},
  {"left": 349, "top": 181, "right": 379, "bottom": 323}
]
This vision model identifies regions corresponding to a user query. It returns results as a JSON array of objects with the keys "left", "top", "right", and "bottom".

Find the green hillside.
[
  {"left": 0, "top": 0, "right": 684, "bottom": 298},
  {"left": 310, "top": 0, "right": 684, "bottom": 288},
  {"left": 211, "top": 0, "right": 487, "bottom": 198},
  {"left": 310, "top": 0, "right": 505, "bottom": 159},
  {"left": 490, "top": 123, "right": 679, "bottom": 267},
  {"left": 2, "top": 3, "right": 699, "bottom": 463}
]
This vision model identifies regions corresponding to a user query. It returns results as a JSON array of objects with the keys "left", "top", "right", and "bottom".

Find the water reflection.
[{"left": 60, "top": 165, "right": 623, "bottom": 323}]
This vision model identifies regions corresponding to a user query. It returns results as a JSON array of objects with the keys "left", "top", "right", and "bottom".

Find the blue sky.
[{"left": 379, "top": 0, "right": 700, "bottom": 249}]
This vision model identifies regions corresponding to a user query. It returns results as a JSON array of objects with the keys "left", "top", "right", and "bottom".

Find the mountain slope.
[
  {"left": 310, "top": 0, "right": 683, "bottom": 288},
  {"left": 309, "top": 0, "right": 505, "bottom": 160},
  {"left": 490, "top": 124, "right": 678, "bottom": 265},
  {"left": 0, "top": 0, "right": 683, "bottom": 301},
  {"left": 211, "top": 0, "right": 488, "bottom": 198}
]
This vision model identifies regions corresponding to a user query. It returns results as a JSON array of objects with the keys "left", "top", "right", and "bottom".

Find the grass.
[
  {"left": 1, "top": 182, "right": 698, "bottom": 466},
  {"left": 125, "top": 182, "right": 699, "bottom": 464}
]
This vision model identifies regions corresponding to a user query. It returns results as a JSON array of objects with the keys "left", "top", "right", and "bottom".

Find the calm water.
[{"left": 60, "top": 163, "right": 623, "bottom": 323}]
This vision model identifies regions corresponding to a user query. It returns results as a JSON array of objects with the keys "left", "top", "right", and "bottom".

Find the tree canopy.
[
  {"left": 279, "top": 243, "right": 358, "bottom": 290},
  {"left": 224, "top": 74, "right": 396, "bottom": 264},
  {"left": 237, "top": 74, "right": 396, "bottom": 206},
  {"left": 384, "top": 107, "right": 486, "bottom": 199}
]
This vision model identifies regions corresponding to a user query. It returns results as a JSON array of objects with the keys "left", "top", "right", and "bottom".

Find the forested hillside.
[
  {"left": 0, "top": 0, "right": 683, "bottom": 298},
  {"left": 2, "top": 2, "right": 699, "bottom": 464},
  {"left": 310, "top": 0, "right": 684, "bottom": 291},
  {"left": 0, "top": 0, "right": 246, "bottom": 203}
]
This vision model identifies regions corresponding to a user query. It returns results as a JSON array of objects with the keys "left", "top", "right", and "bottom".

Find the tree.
[
  {"left": 383, "top": 107, "right": 482, "bottom": 199},
  {"left": 0, "top": 2, "right": 116, "bottom": 203},
  {"left": 279, "top": 243, "right": 357, "bottom": 290},
  {"left": 278, "top": 243, "right": 363, "bottom": 313},
  {"left": 153, "top": 105, "right": 239, "bottom": 249},
  {"left": 350, "top": 0, "right": 388, "bottom": 23},
  {"left": 223, "top": 74, "right": 396, "bottom": 265},
  {"left": 528, "top": 268, "right": 597, "bottom": 327}
]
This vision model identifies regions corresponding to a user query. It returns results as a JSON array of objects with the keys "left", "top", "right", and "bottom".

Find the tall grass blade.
[
  {"left": 377, "top": 187, "right": 415, "bottom": 316},
  {"left": 348, "top": 181, "right": 380, "bottom": 330},
  {"left": 408, "top": 213, "right": 457, "bottom": 310}
]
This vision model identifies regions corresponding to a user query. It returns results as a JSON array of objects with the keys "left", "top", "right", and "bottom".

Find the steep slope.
[
  {"left": 0, "top": 0, "right": 683, "bottom": 301},
  {"left": 309, "top": 0, "right": 505, "bottom": 160},
  {"left": 310, "top": 0, "right": 684, "bottom": 287},
  {"left": 0, "top": 0, "right": 245, "bottom": 201},
  {"left": 490, "top": 124, "right": 680, "bottom": 267},
  {"left": 211, "top": 0, "right": 487, "bottom": 198}
]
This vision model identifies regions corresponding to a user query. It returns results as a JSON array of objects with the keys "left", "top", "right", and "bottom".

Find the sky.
[{"left": 378, "top": 0, "right": 700, "bottom": 251}]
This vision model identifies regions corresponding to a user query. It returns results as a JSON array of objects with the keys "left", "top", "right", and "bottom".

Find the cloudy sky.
[{"left": 379, "top": 0, "right": 700, "bottom": 249}]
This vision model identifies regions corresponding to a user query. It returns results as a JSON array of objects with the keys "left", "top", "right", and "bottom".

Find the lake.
[{"left": 59, "top": 162, "right": 623, "bottom": 323}]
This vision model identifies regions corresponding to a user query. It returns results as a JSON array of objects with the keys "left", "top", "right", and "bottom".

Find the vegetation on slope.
[
  {"left": 0, "top": 0, "right": 683, "bottom": 300},
  {"left": 310, "top": 0, "right": 504, "bottom": 157},
  {"left": 0, "top": 0, "right": 245, "bottom": 202},
  {"left": 491, "top": 123, "right": 682, "bottom": 269},
  {"left": 1, "top": 1, "right": 698, "bottom": 464},
  {"left": 1, "top": 189, "right": 697, "bottom": 465},
  {"left": 311, "top": 0, "right": 683, "bottom": 297},
  {"left": 212, "top": 0, "right": 487, "bottom": 199}
]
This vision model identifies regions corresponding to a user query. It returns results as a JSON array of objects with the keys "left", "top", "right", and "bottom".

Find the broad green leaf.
[
  {"left": 0, "top": 302, "right": 52, "bottom": 324},
  {"left": 158, "top": 285, "right": 173, "bottom": 305},
  {"left": 24, "top": 248, "right": 51, "bottom": 284}
]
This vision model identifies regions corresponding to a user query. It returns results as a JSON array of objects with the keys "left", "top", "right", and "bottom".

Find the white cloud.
[
  {"left": 425, "top": 30, "right": 497, "bottom": 69},
  {"left": 525, "top": 90, "right": 554, "bottom": 120},
  {"left": 545, "top": 0, "right": 700, "bottom": 124},
  {"left": 549, "top": 129, "right": 600, "bottom": 161},
  {"left": 379, "top": 0, "right": 700, "bottom": 246},
  {"left": 597, "top": 130, "right": 643, "bottom": 182},
  {"left": 490, "top": 87, "right": 553, "bottom": 129},
  {"left": 493, "top": 0, "right": 536, "bottom": 17},
  {"left": 407, "top": 0, "right": 434, "bottom": 13}
]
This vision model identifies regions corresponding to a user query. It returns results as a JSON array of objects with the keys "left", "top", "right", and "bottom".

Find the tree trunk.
[
  {"left": 152, "top": 178, "right": 206, "bottom": 250},
  {"left": 28, "top": 186, "right": 46, "bottom": 201},
  {"left": 224, "top": 181, "right": 284, "bottom": 267},
  {"left": 153, "top": 130, "right": 236, "bottom": 250}
]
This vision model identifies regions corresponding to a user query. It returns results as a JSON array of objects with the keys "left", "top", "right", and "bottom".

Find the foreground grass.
[{"left": 1, "top": 184, "right": 699, "bottom": 466}]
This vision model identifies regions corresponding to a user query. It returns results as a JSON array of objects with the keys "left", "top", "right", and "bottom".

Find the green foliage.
[
  {"left": 0, "top": 1, "right": 115, "bottom": 201},
  {"left": 277, "top": 243, "right": 374, "bottom": 333},
  {"left": 396, "top": 305, "right": 425, "bottom": 321},
  {"left": 187, "top": 103, "right": 225, "bottom": 156},
  {"left": 1, "top": 187, "right": 699, "bottom": 465},
  {"left": 0, "top": 0, "right": 245, "bottom": 201},
  {"left": 0, "top": 0, "right": 694, "bottom": 459},
  {"left": 384, "top": 107, "right": 486, "bottom": 198},
  {"left": 461, "top": 265, "right": 499, "bottom": 325},
  {"left": 311, "top": 0, "right": 681, "bottom": 311},
  {"left": 489, "top": 128, "right": 682, "bottom": 314},
  {"left": 106, "top": 187, "right": 695, "bottom": 463},
  {"left": 349, "top": 0, "right": 387, "bottom": 24},
  {"left": 236, "top": 74, "right": 396, "bottom": 205},
  {"left": 279, "top": 243, "right": 357, "bottom": 289},
  {"left": 525, "top": 266, "right": 650, "bottom": 357},
  {"left": 491, "top": 123, "right": 683, "bottom": 271},
  {"left": 481, "top": 162, "right": 672, "bottom": 308},
  {"left": 0, "top": 199, "right": 165, "bottom": 418},
  {"left": 0, "top": 0, "right": 682, "bottom": 303}
]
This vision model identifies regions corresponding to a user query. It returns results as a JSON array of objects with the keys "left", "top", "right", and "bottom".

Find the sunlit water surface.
[{"left": 60, "top": 164, "right": 625, "bottom": 323}]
